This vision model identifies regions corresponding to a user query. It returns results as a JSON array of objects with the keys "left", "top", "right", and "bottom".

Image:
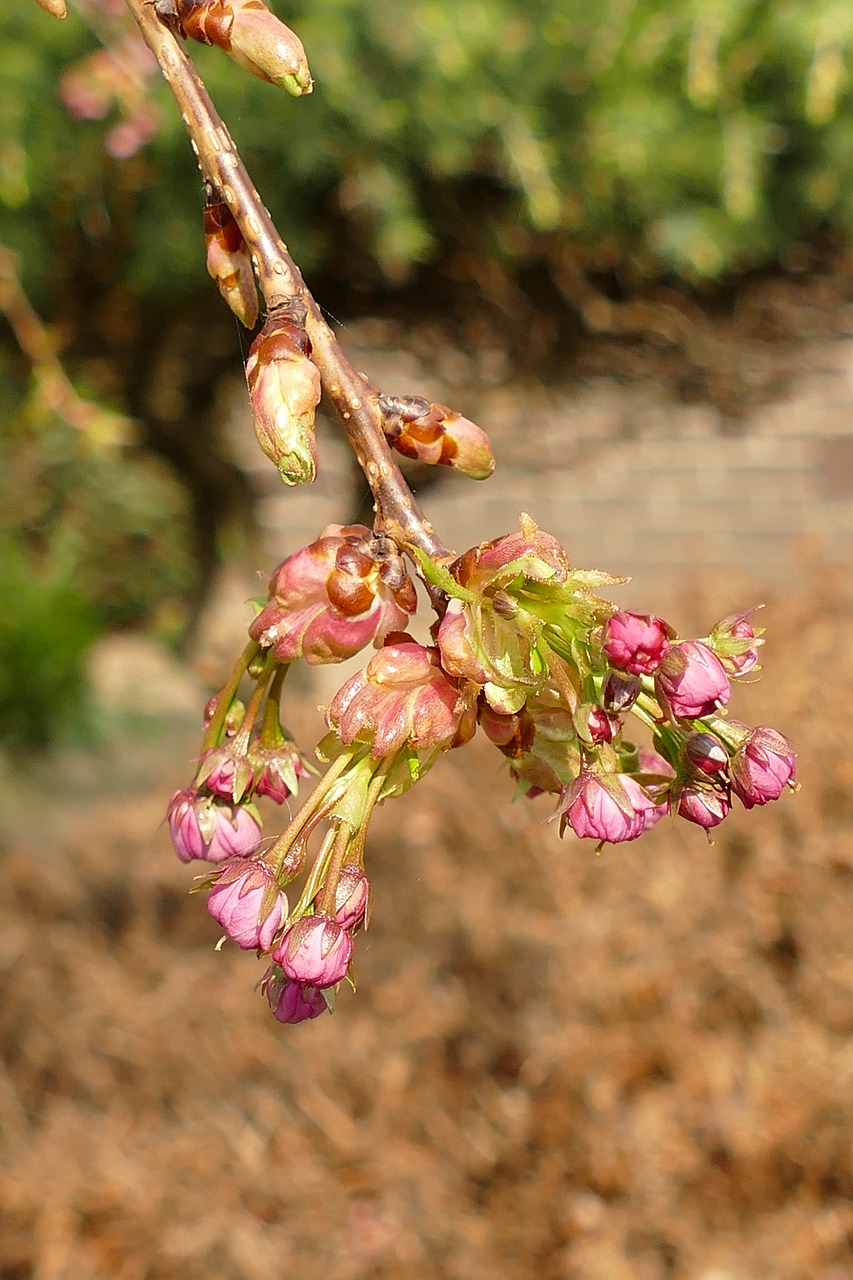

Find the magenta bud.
[
  {"left": 195, "top": 746, "right": 255, "bottom": 803},
  {"left": 263, "top": 965, "right": 328, "bottom": 1024},
  {"left": 582, "top": 704, "right": 619, "bottom": 744},
  {"left": 708, "top": 607, "right": 764, "bottom": 676},
  {"left": 167, "top": 788, "right": 263, "bottom": 862},
  {"left": 250, "top": 524, "right": 416, "bottom": 665},
  {"left": 655, "top": 640, "right": 731, "bottom": 720},
  {"left": 559, "top": 771, "right": 663, "bottom": 845},
  {"left": 603, "top": 610, "right": 672, "bottom": 675},
  {"left": 677, "top": 785, "right": 731, "bottom": 829},
  {"left": 602, "top": 670, "right": 641, "bottom": 712},
  {"left": 731, "top": 726, "right": 797, "bottom": 809},
  {"left": 317, "top": 863, "right": 371, "bottom": 931},
  {"left": 274, "top": 915, "right": 353, "bottom": 988},
  {"left": 250, "top": 742, "right": 311, "bottom": 804},
  {"left": 328, "top": 637, "right": 477, "bottom": 757},
  {"left": 207, "top": 854, "right": 286, "bottom": 950},
  {"left": 684, "top": 732, "right": 729, "bottom": 776}
]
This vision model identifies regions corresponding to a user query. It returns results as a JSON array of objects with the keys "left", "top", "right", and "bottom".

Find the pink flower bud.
[
  {"left": 176, "top": 0, "right": 313, "bottom": 96},
  {"left": 677, "top": 785, "right": 730, "bottom": 829},
  {"left": 603, "top": 611, "right": 671, "bottom": 675},
  {"left": 581, "top": 704, "right": 619, "bottom": 744},
  {"left": 316, "top": 863, "right": 371, "bottom": 931},
  {"left": 328, "top": 637, "right": 477, "bottom": 758},
  {"left": 250, "top": 742, "right": 312, "bottom": 803},
  {"left": 378, "top": 395, "right": 495, "bottom": 480},
  {"left": 203, "top": 187, "right": 258, "bottom": 328},
  {"left": 167, "top": 788, "right": 263, "bottom": 862},
  {"left": 195, "top": 746, "right": 255, "bottom": 803},
  {"left": 245, "top": 310, "right": 321, "bottom": 485},
  {"left": 708, "top": 607, "right": 764, "bottom": 676},
  {"left": 684, "top": 732, "right": 729, "bottom": 776},
  {"left": 274, "top": 915, "right": 353, "bottom": 988},
  {"left": 731, "top": 726, "right": 797, "bottom": 809},
  {"left": 207, "top": 855, "right": 286, "bottom": 950},
  {"left": 453, "top": 518, "right": 570, "bottom": 591},
  {"left": 655, "top": 641, "right": 731, "bottom": 719},
  {"left": 263, "top": 965, "right": 328, "bottom": 1023},
  {"left": 250, "top": 525, "right": 416, "bottom": 665},
  {"left": 560, "top": 771, "right": 662, "bottom": 844}
]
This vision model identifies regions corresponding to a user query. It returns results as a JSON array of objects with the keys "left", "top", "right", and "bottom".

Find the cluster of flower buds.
[
  {"left": 173, "top": 0, "right": 313, "bottom": 96},
  {"left": 377, "top": 393, "right": 495, "bottom": 481},
  {"left": 245, "top": 306, "right": 322, "bottom": 485},
  {"left": 168, "top": 514, "right": 796, "bottom": 1025},
  {"left": 203, "top": 183, "right": 259, "bottom": 328}
]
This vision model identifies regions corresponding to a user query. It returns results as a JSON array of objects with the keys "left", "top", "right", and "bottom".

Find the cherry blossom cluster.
[{"left": 166, "top": 514, "right": 796, "bottom": 1025}]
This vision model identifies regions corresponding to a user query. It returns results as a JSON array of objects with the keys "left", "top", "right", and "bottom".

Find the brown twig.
[{"left": 126, "top": 0, "right": 450, "bottom": 566}]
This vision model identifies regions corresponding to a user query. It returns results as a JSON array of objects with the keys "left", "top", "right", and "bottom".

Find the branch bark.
[{"left": 126, "top": 0, "right": 451, "bottom": 565}]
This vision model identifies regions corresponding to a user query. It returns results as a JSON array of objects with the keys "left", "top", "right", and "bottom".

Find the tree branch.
[{"left": 127, "top": 0, "right": 451, "bottom": 564}]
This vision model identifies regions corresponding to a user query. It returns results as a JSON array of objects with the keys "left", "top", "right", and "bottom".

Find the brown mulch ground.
[{"left": 0, "top": 565, "right": 848, "bottom": 1280}]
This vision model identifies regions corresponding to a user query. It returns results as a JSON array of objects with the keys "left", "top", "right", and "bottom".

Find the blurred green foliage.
[{"left": 3, "top": 0, "right": 853, "bottom": 303}]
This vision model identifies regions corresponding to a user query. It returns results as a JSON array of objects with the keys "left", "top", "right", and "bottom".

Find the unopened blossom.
[
  {"left": 602, "top": 670, "right": 641, "bottom": 712},
  {"left": 684, "top": 732, "right": 729, "bottom": 776},
  {"left": 655, "top": 640, "right": 731, "bottom": 719},
  {"left": 708, "top": 607, "right": 764, "bottom": 676},
  {"left": 176, "top": 0, "right": 313, "bottom": 95},
  {"left": 581, "top": 704, "right": 619, "bottom": 745},
  {"left": 203, "top": 187, "right": 258, "bottom": 328},
  {"left": 263, "top": 965, "right": 328, "bottom": 1023},
  {"left": 195, "top": 744, "right": 255, "bottom": 803},
  {"left": 378, "top": 394, "right": 495, "bottom": 480},
  {"left": 328, "top": 637, "right": 477, "bottom": 758},
  {"left": 316, "top": 863, "right": 371, "bottom": 931},
  {"left": 246, "top": 310, "right": 321, "bottom": 485},
  {"left": 731, "top": 726, "right": 797, "bottom": 809},
  {"left": 677, "top": 784, "right": 731, "bottom": 829},
  {"left": 207, "top": 854, "right": 286, "bottom": 950},
  {"left": 603, "top": 610, "right": 671, "bottom": 675},
  {"left": 167, "top": 788, "right": 263, "bottom": 863},
  {"left": 560, "top": 770, "right": 662, "bottom": 844},
  {"left": 250, "top": 525, "right": 416, "bottom": 665},
  {"left": 250, "top": 741, "right": 312, "bottom": 803},
  {"left": 274, "top": 915, "right": 353, "bottom": 988}
]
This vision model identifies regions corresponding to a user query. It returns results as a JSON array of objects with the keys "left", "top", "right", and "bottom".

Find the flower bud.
[
  {"left": 176, "top": 0, "right": 313, "bottom": 95},
  {"left": 203, "top": 186, "right": 258, "bottom": 328},
  {"left": 245, "top": 310, "right": 321, "bottom": 485},
  {"left": 684, "top": 732, "right": 729, "bottom": 776},
  {"left": 579, "top": 703, "right": 619, "bottom": 745},
  {"left": 602, "top": 670, "right": 641, "bottom": 712},
  {"left": 603, "top": 611, "right": 672, "bottom": 675},
  {"left": 708, "top": 607, "right": 764, "bottom": 676},
  {"left": 262, "top": 965, "right": 328, "bottom": 1023},
  {"left": 328, "top": 637, "right": 477, "bottom": 758},
  {"left": 250, "top": 742, "right": 312, "bottom": 803},
  {"left": 316, "top": 863, "right": 371, "bottom": 931},
  {"left": 195, "top": 745, "right": 255, "bottom": 803},
  {"left": 378, "top": 395, "right": 495, "bottom": 480},
  {"left": 250, "top": 525, "right": 416, "bottom": 664},
  {"left": 167, "top": 788, "right": 263, "bottom": 862},
  {"left": 655, "top": 641, "right": 731, "bottom": 720},
  {"left": 677, "top": 784, "right": 730, "bottom": 829},
  {"left": 731, "top": 726, "right": 797, "bottom": 809},
  {"left": 560, "top": 770, "right": 663, "bottom": 844},
  {"left": 274, "top": 915, "right": 353, "bottom": 988},
  {"left": 33, "top": 0, "right": 68, "bottom": 18},
  {"left": 207, "top": 854, "right": 286, "bottom": 950}
]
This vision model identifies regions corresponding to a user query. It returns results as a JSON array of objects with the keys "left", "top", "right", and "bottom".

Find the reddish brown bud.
[
  {"left": 176, "top": 0, "right": 313, "bottom": 95},
  {"left": 203, "top": 187, "right": 259, "bottom": 328},
  {"left": 378, "top": 394, "right": 495, "bottom": 480}
]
